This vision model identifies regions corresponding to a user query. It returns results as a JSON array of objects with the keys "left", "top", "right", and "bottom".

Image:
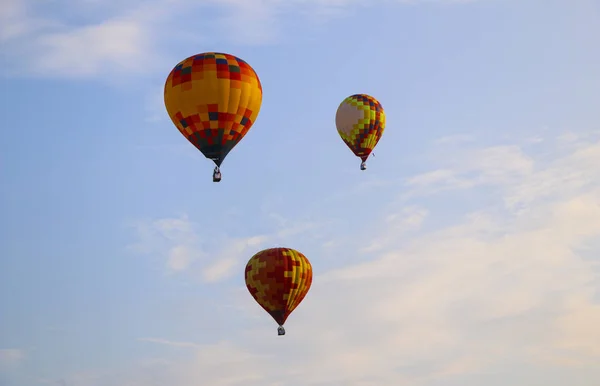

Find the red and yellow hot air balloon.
[
  {"left": 335, "top": 94, "right": 386, "bottom": 170},
  {"left": 245, "top": 247, "right": 313, "bottom": 336},
  {"left": 164, "top": 52, "right": 263, "bottom": 182}
]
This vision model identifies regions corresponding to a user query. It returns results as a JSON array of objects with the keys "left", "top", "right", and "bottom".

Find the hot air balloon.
[
  {"left": 335, "top": 94, "right": 386, "bottom": 170},
  {"left": 245, "top": 247, "right": 313, "bottom": 336},
  {"left": 164, "top": 52, "right": 263, "bottom": 182}
]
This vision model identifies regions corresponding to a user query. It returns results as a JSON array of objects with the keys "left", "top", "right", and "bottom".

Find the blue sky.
[{"left": 1, "top": 0, "right": 600, "bottom": 384}]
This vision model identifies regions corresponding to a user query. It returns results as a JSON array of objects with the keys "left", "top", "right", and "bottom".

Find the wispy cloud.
[
  {"left": 404, "top": 143, "right": 535, "bottom": 201},
  {"left": 1, "top": 0, "right": 481, "bottom": 79},
  {"left": 0, "top": 349, "right": 25, "bottom": 368},
  {"left": 1, "top": 0, "right": 176, "bottom": 78},
  {"left": 127, "top": 209, "right": 327, "bottom": 283},
  {"left": 434, "top": 133, "right": 475, "bottom": 145},
  {"left": 201, "top": 235, "right": 269, "bottom": 283},
  {"left": 0, "top": 0, "right": 54, "bottom": 42},
  {"left": 127, "top": 214, "right": 204, "bottom": 273},
  {"left": 360, "top": 205, "right": 429, "bottom": 253},
  {"left": 138, "top": 337, "right": 200, "bottom": 348}
]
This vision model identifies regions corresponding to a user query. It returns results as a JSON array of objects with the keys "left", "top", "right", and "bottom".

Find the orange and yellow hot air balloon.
[
  {"left": 335, "top": 94, "right": 386, "bottom": 170},
  {"left": 244, "top": 247, "right": 313, "bottom": 336},
  {"left": 164, "top": 52, "right": 263, "bottom": 182}
]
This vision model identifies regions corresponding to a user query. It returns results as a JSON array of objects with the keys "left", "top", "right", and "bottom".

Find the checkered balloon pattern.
[
  {"left": 245, "top": 247, "right": 313, "bottom": 326},
  {"left": 335, "top": 94, "right": 386, "bottom": 161},
  {"left": 164, "top": 52, "right": 263, "bottom": 166}
]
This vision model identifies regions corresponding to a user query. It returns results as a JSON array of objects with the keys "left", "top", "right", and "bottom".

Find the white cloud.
[
  {"left": 1, "top": 0, "right": 482, "bottom": 78},
  {"left": 0, "top": 0, "right": 54, "bottom": 42},
  {"left": 211, "top": 0, "right": 283, "bottom": 45},
  {"left": 407, "top": 168, "right": 475, "bottom": 190},
  {"left": 202, "top": 258, "right": 238, "bottom": 283},
  {"left": 127, "top": 214, "right": 204, "bottom": 273},
  {"left": 361, "top": 205, "right": 429, "bottom": 252},
  {"left": 201, "top": 236, "right": 269, "bottom": 283},
  {"left": 403, "top": 142, "right": 577, "bottom": 212},
  {"left": 31, "top": 19, "right": 153, "bottom": 77},
  {"left": 1, "top": 0, "right": 170, "bottom": 78},
  {"left": 166, "top": 244, "right": 196, "bottom": 272},
  {"left": 0, "top": 349, "right": 25, "bottom": 368}
]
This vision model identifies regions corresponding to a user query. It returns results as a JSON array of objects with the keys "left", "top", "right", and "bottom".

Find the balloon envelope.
[
  {"left": 335, "top": 94, "right": 385, "bottom": 162},
  {"left": 245, "top": 247, "right": 313, "bottom": 326},
  {"left": 164, "top": 52, "right": 263, "bottom": 166}
]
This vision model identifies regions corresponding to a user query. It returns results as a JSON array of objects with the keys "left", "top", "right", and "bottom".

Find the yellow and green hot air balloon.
[
  {"left": 164, "top": 52, "right": 263, "bottom": 182},
  {"left": 335, "top": 94, "right": 386, "bottom": 170}
]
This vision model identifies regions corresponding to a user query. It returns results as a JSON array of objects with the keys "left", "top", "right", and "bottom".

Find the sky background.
[{"left": 1, "top": 0, "right": 600, "bottom": 384}]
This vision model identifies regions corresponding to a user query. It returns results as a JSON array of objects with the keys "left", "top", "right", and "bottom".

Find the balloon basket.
[
  {"left": 277, "top": 326, "right": 285, "bottom": 336},
  {"left": 213, "top": 167, "right": 222, "bottom": 182}
]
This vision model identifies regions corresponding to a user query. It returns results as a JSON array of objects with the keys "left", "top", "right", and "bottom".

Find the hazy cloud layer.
[
  {"left": 115, "top": 132, "right": 600, "bottom": 385},
  {"left": 3, "top": 1, "right": 599, "bottom": 385},
  {"left": 0, "top": 349, "right": 25, "bottom": 369}
]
